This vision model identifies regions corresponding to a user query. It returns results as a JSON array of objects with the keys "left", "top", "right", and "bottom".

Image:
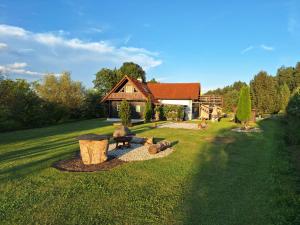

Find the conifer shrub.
[{"left": 118, "top": 100, "right": 131, "bottom": 126}]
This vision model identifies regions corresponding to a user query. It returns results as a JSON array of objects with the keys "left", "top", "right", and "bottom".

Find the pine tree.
[{"left": 236, "top": 86, "right": 252, "bottom": 128}]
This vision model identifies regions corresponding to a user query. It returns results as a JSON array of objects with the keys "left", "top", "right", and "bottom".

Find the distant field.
[{"left": 0, "top": 118, "right": 299, "bottom": 224}]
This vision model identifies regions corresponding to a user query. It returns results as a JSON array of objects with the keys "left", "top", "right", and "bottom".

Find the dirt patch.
[
  {"left": 53, "top": 154, "right": 126, "bottom": 172},
  {"left": 203, "top": 136, "right": 236, "bottom": 144}
]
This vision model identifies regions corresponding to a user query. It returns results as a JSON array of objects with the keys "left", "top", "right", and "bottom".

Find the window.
[
  {"left": 125, "top": 85, "right": 133, "bottom": 93},
  {"left": 135, "top": 105, "right": 141, "bottom": 112},
  {"left": 117, "top": 104, "right": 120, "bottom": 111}
]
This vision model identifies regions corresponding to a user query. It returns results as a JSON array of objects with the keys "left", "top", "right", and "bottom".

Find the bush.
[
  {"left": 286, "top": 88, "right": 300, "bottom": 145},
  {"left": 119, "top": 100, "right": 131, "bottom": 126},
  {"left": 154, "top": 105, "right": 164, "bottom": 120},
  {"left": 163, "top": 105, "right": 184, "bottom": 121}
]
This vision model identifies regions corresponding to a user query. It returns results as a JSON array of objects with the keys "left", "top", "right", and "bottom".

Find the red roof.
[
  {"left": 101, "top": 75, "right": 201, "bottom": 103},
  {"left": 147, "top": 82, "right": 200, "bottom": 100}
]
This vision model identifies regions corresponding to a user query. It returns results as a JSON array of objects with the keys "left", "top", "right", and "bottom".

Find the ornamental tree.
[
  {"left": 236, "top": 85, "right": 252, "bottom": 128},
  {"left": 119, "top": 100, "right": 131, "bottom": 126},
  {"left": 144, "top": 97, "right": 152, "bottom": 122}
]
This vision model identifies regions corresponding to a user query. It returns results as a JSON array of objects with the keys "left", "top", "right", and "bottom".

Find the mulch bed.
[{"left": 52, "top": 154, "right": 126, "bottom": 172}]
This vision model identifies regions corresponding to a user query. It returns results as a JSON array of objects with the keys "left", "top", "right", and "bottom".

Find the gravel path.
[
  {"left": 231, "top": 127, "right": 262, "bottom": 133},
  {"left": 107, "top": 143, "right": 173, "bottom": 161},
  {"left": 157, "top": 122, "right": 199, "bottom": 130}
]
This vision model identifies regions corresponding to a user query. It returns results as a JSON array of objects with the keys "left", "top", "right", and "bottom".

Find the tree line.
[
  {"left": 0, "top": 62, "right": 146, "bottom": 132},
  {"left": 206, "top": 61, "right": 300, "bottom": 115}
]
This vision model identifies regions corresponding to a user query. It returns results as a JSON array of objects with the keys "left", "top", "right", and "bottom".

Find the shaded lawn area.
[{"left": 0, "top": 118, "right": 299, "bottom": 224}]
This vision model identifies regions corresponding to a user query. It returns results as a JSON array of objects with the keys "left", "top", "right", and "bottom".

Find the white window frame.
[{"left": 135, "top": 105, "right": 141, "bottom": 113}]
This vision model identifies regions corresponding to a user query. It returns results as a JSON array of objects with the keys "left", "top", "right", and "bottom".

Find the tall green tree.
[
  {"left": 35, "top": 72, "right": 85, "bottom": 117},
  {"left": 144, "top": 97, "right": 152, "bottom": 122},
  {"left": 119, "top": 100, "right": 131, "bottom": 126},
  {"left": 0, "top": 79, "right": 43, "bottom": 130},
  {"left": 250, "top": 71, "right": 279, "bottom": 114},
  {"left": 93, "top": 62, "right": 147, "bottom": 95},
  {"left": 93, "top": 68, "right": 121, "bottom": 95},
  {"left": 236, "top": 86, "right": 251, "bottom": 128},
  {"left": 279, "top": 83, "right": 290, "bottom": 111},
  {"left": 276, "top": 66, "right": 295, "bottom": 92},
  {"left": 119, "top": 62, "right": 146, "bottom": 82},
  {"left": 294, "top": 62, "right": 300, "bottom": 89}
]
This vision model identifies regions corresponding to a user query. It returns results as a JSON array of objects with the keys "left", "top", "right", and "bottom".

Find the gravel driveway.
[{"left": 157, "top": 122, "right": 199, "bottom": 130}]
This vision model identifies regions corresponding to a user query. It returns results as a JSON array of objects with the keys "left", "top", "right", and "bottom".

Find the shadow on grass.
[
  {"left": 0, "top": 150, "right": 76, "bottom": 183},
  {"left": 0, "top": 121, "right": 177, "bottom": 184},
  {"left": 180, "top": 119, "right": 298, "bottom": 225},
  {"left": 0, "top": 119, "right": 114, "bottom": 145},
  {"left": 0, "top": 137, "right": 77, "bottom": 164}
]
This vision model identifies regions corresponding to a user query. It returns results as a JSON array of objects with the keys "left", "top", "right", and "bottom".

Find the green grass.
[{"left": 0, "top": 118, "right": 299, "bottom": 224}]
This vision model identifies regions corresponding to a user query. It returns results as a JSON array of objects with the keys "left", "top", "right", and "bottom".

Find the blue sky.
[{"left": 0, "top": 0, "right": 300, "bottom": 92}]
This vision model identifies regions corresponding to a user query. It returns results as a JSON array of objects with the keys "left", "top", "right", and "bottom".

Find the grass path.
[{"left": 0, "top": 119, "right": 299, "bottom": 224}]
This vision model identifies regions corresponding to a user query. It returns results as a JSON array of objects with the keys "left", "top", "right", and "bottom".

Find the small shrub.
[{"left": 119, "top": 100, "right": 131, "bottom": 126}]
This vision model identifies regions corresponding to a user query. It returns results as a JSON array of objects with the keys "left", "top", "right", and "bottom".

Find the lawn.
[{"left": 0, "top": 118, "right": 299, "bottom": 224}]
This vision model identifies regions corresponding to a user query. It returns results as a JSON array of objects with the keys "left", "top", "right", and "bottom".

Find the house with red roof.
[{"left": 101, "top": 75, "right": 203, "bottom": 120}]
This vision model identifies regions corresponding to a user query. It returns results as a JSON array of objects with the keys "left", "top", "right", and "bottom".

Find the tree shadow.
[
  {"left": 0, "top": 119, "right": 113, "bottom": 145},
  {"left": 179, "top": 119, "right": 288, "bottom": 224}
]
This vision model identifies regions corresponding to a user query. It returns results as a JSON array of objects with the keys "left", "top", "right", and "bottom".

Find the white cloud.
[
  {"left": 8, "top": 62, "right": 28, "bottom": 69},
  {"left": 241, "top": 46, "right": 254, "bottom": 54},
  {"left": 87, "top": 27, "right": 103, "bottom": 33},
  {"left": 241, "top": 44, "right": 275, "bottom": 54},
  {"left": 0, "top": 24, "right": 27, "bottom": 37},
  {"left": 0, "top": 42, "right": 7, "bottom": 49},
  {"left": 260, "top": 44, "right": 274, "bottom": 51},
  {"left": 0, "top": 24, "right": 162, "bottom": 84},
  {"left": 120, "top": 47, "right": 159, "bottom": 56},
  {"left": 0, "top": 62, "right": 44, "bottom": 77}
]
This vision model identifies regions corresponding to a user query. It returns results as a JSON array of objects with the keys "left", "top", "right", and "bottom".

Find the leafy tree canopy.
[
  {"left": 148, "top": 78, "right": 158, "bottom": 83},
  {"left": 93, "top": 62, "right": 146, "bottom": 95},
  {"left": 119, "top": 62, "right": 146, "bottom": 82},
  {"left": 250, "top": 71, "right": 280, "bottom": 114},
  {"left": 35, "top": 72, "right": 86, "bottom": 110},
  {"left": 205, "top": 81, "right": 247, "bottom": 112}
]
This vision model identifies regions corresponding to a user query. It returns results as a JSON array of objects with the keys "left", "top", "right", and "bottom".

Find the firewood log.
[{"left": 148, "top": 141, "right": 171, "bottom": 154}]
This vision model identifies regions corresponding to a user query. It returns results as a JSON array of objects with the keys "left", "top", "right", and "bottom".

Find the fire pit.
[
  {"left": 113, "top": 125, "right": 135, "bottom": 148},
  {"left": 114, "top": 135, "right": 135, "bottom": 148}
]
